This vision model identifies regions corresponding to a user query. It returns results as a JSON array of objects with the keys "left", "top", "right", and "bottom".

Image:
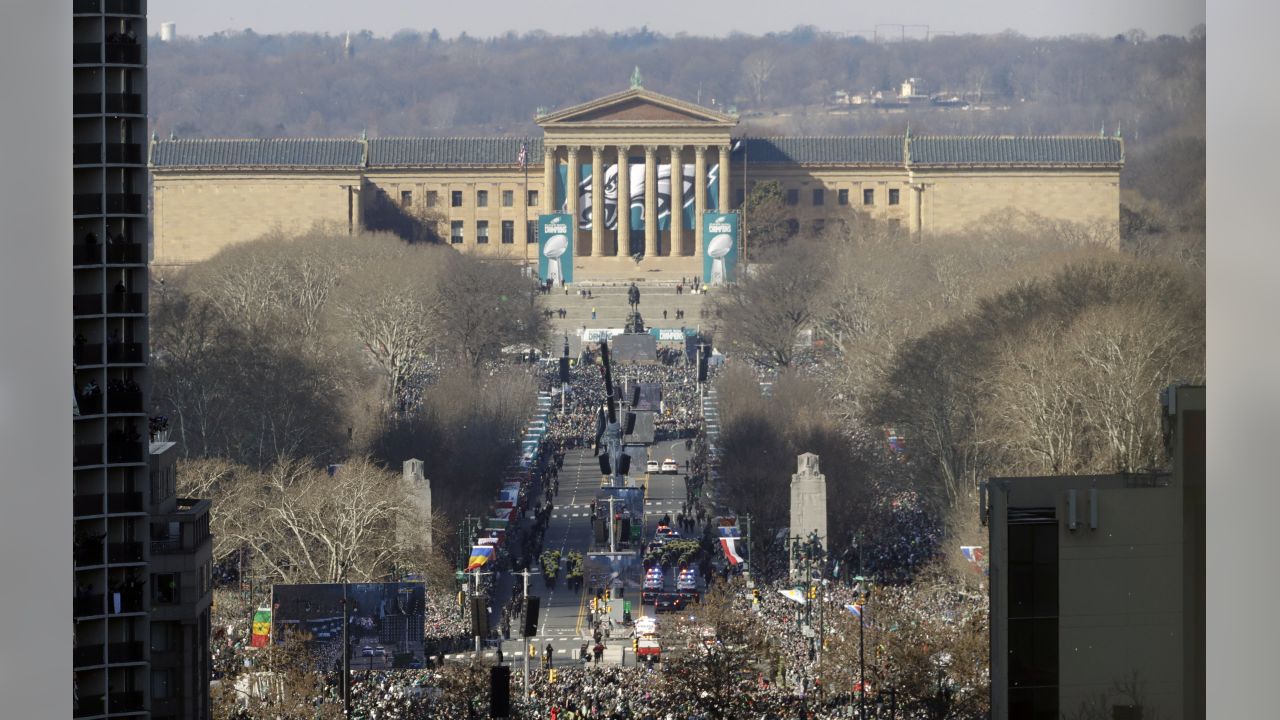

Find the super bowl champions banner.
[
  {"left": 538, "top": 213, "right": 574, "bottom": 284},
  {"left": 702, "top": 211, "right": 739, "bottom": 285},
  {"left": 557, "top": 160, "right": 720, "bottom": 238}
]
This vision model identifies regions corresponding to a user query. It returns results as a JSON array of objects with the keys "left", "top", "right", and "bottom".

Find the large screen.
[{"left": 270, "top": 582, "right": 426, "bottom": 671}]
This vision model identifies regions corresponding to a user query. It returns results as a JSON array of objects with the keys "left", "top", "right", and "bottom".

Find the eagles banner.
[
  {"left": 538, "top": 214, "right": 574, "bottom": 284},
  {"left": 558, "top": 160, "right": 720, "bottom": 242},
  {"left": 702, "top": 212, "right": 740, "bottom": 285}
]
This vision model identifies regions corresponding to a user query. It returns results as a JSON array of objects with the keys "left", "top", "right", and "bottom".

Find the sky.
[{"left": 153, "top": 0, "right": 1205, "bottom": 40}]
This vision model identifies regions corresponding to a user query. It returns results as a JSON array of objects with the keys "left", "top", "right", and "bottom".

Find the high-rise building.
[{"left": 72, "top": 2, "right": 211, "bottom": 717}]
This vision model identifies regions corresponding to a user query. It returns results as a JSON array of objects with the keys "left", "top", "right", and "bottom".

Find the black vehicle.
[{"left": 654, "top": 593, "right": 687, "bottom": 613}]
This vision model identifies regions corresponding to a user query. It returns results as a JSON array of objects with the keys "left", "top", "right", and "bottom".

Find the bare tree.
[
  {"left": 713, "top": 240, "right": 829, "bottom": 369},
  {"left": 742, "top": 50, "right": 779, "bottom": 105}
]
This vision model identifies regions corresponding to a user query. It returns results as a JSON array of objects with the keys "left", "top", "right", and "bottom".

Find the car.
[
  {"left": 661, "top": 459, "right": 679, "bottom": 474},
  {"left": 375, "top": 646, "right": 387, "bottom": 656},
  {"left": 645, "top": 460, "right": 660, "bottom": 474},
  {"left": 361, "top": 646, "right": 375, "bottom": 657},
  {"left": 654, "top": 593, "right": 687, "bottom": 613}
]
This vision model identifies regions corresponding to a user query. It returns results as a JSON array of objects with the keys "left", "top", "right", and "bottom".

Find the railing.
[
  {"left": 73, "top": 697, "right": 105, "bottom": 718},
  {"left": 77, "top": 395, "right": 103, "bottom": 415},
  {"left": 107, "top": 641, "right": 145, "bottom": 663},
  {"left": 74, "top": 193, "right": 102, "bottom": 215},
  {"left": 73, "top": 93, "right": 100, "bottom": 114},
  {"left": 106, "top": 293, "right": 144, "bottom": 314},
  {"left": 73, "top": 294, "right": 102, "bottom": 316},
  {"left": 73, "top": 593, "right": 105, "bottom": 618},
  {"left": 73, "top": 643, "right": 105, "bottom": 668},
  {"left": 113, "top": 591, "right": 146, "bottom": 614},
  {"left": 107, "top": 441, "right": 145, "bottom": 463},
  {"left": 74, "top": 493, "right": 105, "bottom": 517},
  {"left": 106, "top": 343, "right": 144, "bottom": 364},
  {"left": 105, "top": 193, "right": 144, "bottom": 214},
  {"left": 104, "top": 43, "right": 142, "bottom": 65},
  {"left": 106, "top": 389, "right": 143, "bottom": 413},
  {"left": 108, "top": 691, "right": 145, "bottom": 713},
  {"left": 73, "top": 444, "right": 103, "bottom": 466},
  {"left": 106, "top": 243, "right": 145, "bottom": 264},
  {"left": 105, "top": 143, "right": 143, "bottom": 164},
  {"left": 106, "top": 492, "right": 144, "bottom": 513},
  {"left": 150, "top": 538, "right": 182, "bottom": 555},
  {"left": 104, "top": 93, "right": 143, "bottom": 114},
  {"left": 73, "top": 245, "right": 101, "bottom": 265},
  {"left": 74, "top": 343, "right": 103, "bottom": 366},
  {"left": 74, "top": 0, "right": 103, "bottom": 14},
  {"left": 107, "top": 541, "right": 144, "bottom": 564},
  {"left": 74, "top": 143, "right": 102, "bottom": 165},
  {"left": 74, "top": 543, "right": 104, "bottom": 567},
  {"left": 72, "top": 43, "right": 101, "bottom": 64},
  {"left": 105, "top": 0, "right": 143, "bottom": 15}
]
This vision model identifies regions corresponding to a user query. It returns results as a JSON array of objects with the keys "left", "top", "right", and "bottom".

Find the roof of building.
[
  {"left": 150, "top": 134, "right": 1123, "bottom": 169},
  {"left": 149, "top": 137, "right": 365, "bottom": 168},
  {"left": 368, "top": 137, "right": 545, "bottom": 167}
]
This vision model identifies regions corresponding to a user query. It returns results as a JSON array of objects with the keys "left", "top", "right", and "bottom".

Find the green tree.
[{"left": 742, "top": 179, "right": 791, "bottom": 256}]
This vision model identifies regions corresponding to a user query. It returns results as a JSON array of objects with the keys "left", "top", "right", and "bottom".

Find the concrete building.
[
  {"left": 985, "top": 386, "right": 1205, "bottom": 720},
  {"left": 789, "top": 453, "right": 829, "bottom": 577},
  {"left": 147, "top": 87, "right": 1123, "bottom": 277},
  {"left": 73, "top": 2, "right": 210, "bottom": 717}
]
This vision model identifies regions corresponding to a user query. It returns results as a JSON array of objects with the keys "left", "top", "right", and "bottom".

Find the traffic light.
[
  {"left": 470, "top": 596, "right": 489, "bottom": 638},
  {"left": 523, "top": 596, "right": 540, "bottom": 637},
  {"left": 807, "top": 586, "right": 817, "bottom": 600},
  {"left": 752, "top": 588, "right": 761, "bottom": 603},
  {"left": 558, "top": 357, "right": 570, "bottom": 383},
  {"left": 548, "top": 668, "right": 558, "bottom": 683},
  {"left": 697, "top": 347, "right": 709, "bottom": 382}
]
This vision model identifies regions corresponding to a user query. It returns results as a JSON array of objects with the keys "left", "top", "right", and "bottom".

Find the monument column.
[
  {"left": 591, "top": 146, "right": 606, "bottom": 257},
  {"left": 566, "top": 146, "right": 580, "bottom": 255},
  {"left": 542, "top": 145, "right": 557, "bottom": 215},
  {"left": 644, "top": 145, "right": 659, "bottom": 258},
  {"left": 694, "top": 145, "right": 707, "bottom": 263},
  {"left": 670, "top": 145, "right": 685, "bottom": 256},
  {"left": 616, "top": 146, "right": 630, "bottom": 256},
  {"left": 718, "top": 144, "right": 731, "bottom": 212},
  {"left": 789, "top": 453, "right": 829, "bottom": 580}
]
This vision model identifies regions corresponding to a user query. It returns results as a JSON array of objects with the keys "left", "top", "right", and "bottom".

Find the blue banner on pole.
[
  {"left": 538, "top": 214, "right": 574, "bottom": 284},
  {"left": 702, "top": 211, "right": 739, "bottom": 285}
]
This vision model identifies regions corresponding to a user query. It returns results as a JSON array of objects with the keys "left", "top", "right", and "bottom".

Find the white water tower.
[{"left": 160, "top": 22, "right": 176, "bottom": 42}]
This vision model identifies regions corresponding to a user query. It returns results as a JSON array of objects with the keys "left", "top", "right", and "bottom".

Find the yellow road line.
[{"left": 573, "top": 575, "right": 590, "bottom": 636}]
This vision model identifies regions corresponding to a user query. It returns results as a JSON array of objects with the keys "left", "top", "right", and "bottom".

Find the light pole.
[
  {"left": 514, "top": 568, "right": 538, "bottom": 697},
  {"left": 852, "top": 574, "right": 873, "bottom": 720}
]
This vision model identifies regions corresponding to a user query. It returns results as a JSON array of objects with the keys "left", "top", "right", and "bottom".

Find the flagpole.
[{"left": 523, "top": 137, "right": 530, "bottom": 273}]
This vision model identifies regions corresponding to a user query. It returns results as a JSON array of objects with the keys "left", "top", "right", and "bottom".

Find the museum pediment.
[{"left": 537, "top": 88, "right": 737, "bottom": 127}]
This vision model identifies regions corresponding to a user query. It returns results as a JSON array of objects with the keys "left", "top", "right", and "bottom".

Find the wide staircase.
[{"left": 542, "top": 282, "right": 713, "bottom": 352}]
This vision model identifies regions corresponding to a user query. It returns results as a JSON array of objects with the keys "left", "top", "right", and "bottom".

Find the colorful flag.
[
  {"left": 517, "top": 142, "right": 528, "bottom": 170},
  {"left": 720, "top": 536, "right": 745, "bottom": 566},
  {"left": 844, "top": 603, "right": 863, "bottom": 619},
  {"left": 779, "top": 588, "right": 807, "bottom": 605},
  {"left": 250, "top": 607, "right": 271, "bottom": 648},
  {"left": 961, "top": 546, "right": 984, "bottom": 564},
  {"left": 467, "top": 545, "right": 494, "bottom": 571}
]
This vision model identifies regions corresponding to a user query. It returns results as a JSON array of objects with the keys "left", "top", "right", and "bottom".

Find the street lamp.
[{"left": 852, "top": 575, "right": 874, "bottom": 720}]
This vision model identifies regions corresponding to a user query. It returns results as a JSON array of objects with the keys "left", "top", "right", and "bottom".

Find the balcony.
[
  {"left": 105, "top": 0, "right": 143, "bottom": 15},
  {"left": 104, "top": 93, "right": 143, "bottom": 115},
  {"left": 73, "top": 697, "right": 105, "bottom": 718},
  {"left": 74, "top": 244, "right": 102, "bottom": 265},
  {"left": 107, "top": 541, "right": 144, "bottom": 564},
  {"left": 74, "top": 542, "right": 105, "bottom": 567},
  {"left": 105, "top": 143, "right": 143, "bottom": 164},
  {"left": 73, "top": 43, "right": 101, "bottom": 64},
  {"left": 106, "top": 243, "right": 145, "bottom": 264},
  {"left": 73, "top": 593, "right": 105, "bottom": 618},
  {"left": 107, "top": 641, "right": 145, "bottom": 663},
  {"left": 108, "top": 691, "right": 145, "bottom": 714},
  {"left": 74, "top": 493, "right": 105, "bottom": 517},
  {"left": 74, "top": 443, "right": 104, "bottom": 466},
  {"left": 77, "top": 394, "right": 103, "bottom": 416},
  {"left": 74, "top": 143, "right": 102, "bottom": 165},
  {"left": 74, "top": 294, "right": 103, "bottom": 316},
  {"left": 73, "top": 0, "right": 103, "bottom": 13},
  {"left": 111, "top": 590, "right": 146, "bottom": 615},
  {"left": 73, "top": 643, "right": 105, "bottom": 668},
  {"left": 106, "top": 293, "right": 144, "bottom": 315},
  {"left": 74, "top": 343, "right": 104, "bottom": 366},
  {"left": 73, "top": 93, "right": 101, "bottom": 115},
  {"left": 106, "top": 193, "right": 144, "bottom": 214},
  {"left": 106, "top": 389, "right": 143, "bottom": 413},
  {"left": 74, "top": 193, "right": 102, "bottom": 215},
  {"left": 106, "top": 492, "right": 144, "bottom": 513},
  {"left": 104, "top": 43, "right": 142, "bottom": 65},
  {"left": 106, "top": 343, "right": 144, "bottom": 364}
]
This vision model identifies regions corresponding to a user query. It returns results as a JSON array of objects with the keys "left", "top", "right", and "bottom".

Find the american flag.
[{"left": 517, "top": 142, "right": 527, "bottom": 170}]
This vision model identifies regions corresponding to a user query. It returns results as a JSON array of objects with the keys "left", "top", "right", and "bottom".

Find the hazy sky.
[{"left": 154, "top": 0, "right": 1205, "bottom": 40}]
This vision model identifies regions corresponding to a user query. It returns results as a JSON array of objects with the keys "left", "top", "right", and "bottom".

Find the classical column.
[
  {"left": 542, "top": 145, "right": 556, "bottom": 215},
  {"left": 718, "top": 144, "right": 731, "bottom": 212},
  {"left": 616, "top": 146, "right": 630, "bottom": 256},
  {"left": 669, "top": 145, "right": 685, "bottom": 256},
  {"left": 591, "top": 146, "right": 606, "bottom": 257},
  {"left": 566, "top": 146, "right": 580, "bottom": 255},
  {"left": 644, "top": 145, "right": 658, "bottom": 258},
  {"left": 694, "top": 145, "right": 707, "bottom": 263}
]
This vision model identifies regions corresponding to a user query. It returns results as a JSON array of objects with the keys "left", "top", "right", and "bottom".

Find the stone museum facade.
[{"left": 148, "top": 87, "right": 1123, "bottom": 278}]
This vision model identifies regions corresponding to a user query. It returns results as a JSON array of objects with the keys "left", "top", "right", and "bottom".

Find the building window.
[
  {"left": 501, "top": 220, "right": 515, "bottom": 244},
  {"left": 502, "top": 190, "right": 514, "bottom": 207},
  {"left": 785, "top": 218, "right": 799, "bottom": 236},
  {"left": 528, "top": 190, "right": 539, "bottom": 207},
  {"left": 888, "top": 188, "right": 900, "bottom": 205},
  {"left": 863, "top": 188, "right": 874, "bottom": 206},
  {"left": 450, "top": 221, "right": 464, "bottom": 244},
  {"left": 812, "top": 188, "right": 824, "bottom": 206},
  {"left": 527, "top": 220, "right": 538, "bottom": 244},
  {"left": 154, "top": 573, "right": 179, "bottom": 605},
  {"left": 1007, "top": 520, "right": 1059, "bottom": 717},
  {"left": 151, "top": 669, "right": 173, "bottom": 700},
  {"left": 811, "top": 218, "right": 826, "bottom": 234},
  {"left": 426, "top": 191, "right": 438, "bottom": 207},
  {"left": 400, "top": 190, "right": 413, "bottom": 208},
  {"left": 451, "top": 191, "right": 463, "bottom": 208},
  {"left": 477, "top": 190, "right": 489, "bottom": 208},
  {"left": 838, "top": 189, "right": 849, "bottom": 205},
  {"left": 476, "top": 220, "right": 489, "bottom": 244},
  {"left": 786, "top": 189, "right": 799, "bottom": 206}
]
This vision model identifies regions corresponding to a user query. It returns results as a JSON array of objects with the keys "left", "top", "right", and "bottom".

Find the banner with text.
[
  {"left": 558, "top": 161, "right": 720, "bottom": 236},
  {"left": 702, "top": 211, "right": 740, "bottom": 285},
  {"left": 538, "top": 214, "right": 574, "bottom": 284}
]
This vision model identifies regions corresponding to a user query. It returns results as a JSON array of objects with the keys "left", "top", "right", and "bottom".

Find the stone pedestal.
[{"left": 789, "top": 453, "right": 828, "bottom": 578}]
